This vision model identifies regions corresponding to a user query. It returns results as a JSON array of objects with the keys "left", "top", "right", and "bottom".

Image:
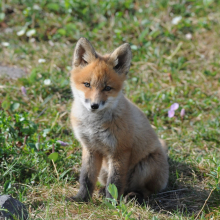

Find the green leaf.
[
  {"left": 2, "top": 100, "right": 10, "bottom": 110},
  {"left": 107, "top": 183, "right": 118, "bottom": 200},
  {"left": 41, "top": 95, "right": 53, "bottom": 106},
  {"left": 43, "top": 129, "right": 50, "bottom": 137},
  {"left": 57, "top": 28, "right": 66, "bottom": 36},
  {"left": 59, "top": 168, "right": 73, "bottom": 179},
  {"left": 153, "top": 114, "right": 158, "bottom": 127},
  {"left": 139, "top": 28, "right": 149, "bottom": 42},
  {"left": 203, "top": 70, "right": 217, "bottom": 77},
  {"left": 4, "top": 180, "right": 11, "bottom": 193},
  {"left": 29, "top": 69, "right": 38, "bottom": 83},
  {"left": 104, "top": 201, "right": 115, "bottom": 209},
  {"left": 0, "top": 13, "right": 5, "bottom": 21},
  {"left": 48, "top": 152, "right": 59, "bottom": 162},
  {"left": 47, "top": 3, "right": 60, "bottom": 12},
  {"left": 203, "top": 0, "right": 214, "bottom": 6},
  {"left": 10, "top": 103, "right": 20, "bottom": 111},
  {"left": 28, "top": 143, "right": 38, "bottom": 151}
]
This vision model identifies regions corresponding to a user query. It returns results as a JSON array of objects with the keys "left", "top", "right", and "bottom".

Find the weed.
[{"left": 105, "top": 184, "right": 135, "bottom": 220}]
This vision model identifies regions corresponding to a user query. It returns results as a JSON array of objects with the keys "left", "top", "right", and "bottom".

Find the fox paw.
[
  {"left": 124, "top": 192, "right": 145, "bottom": 205},
  {"left": 98, "top": 186, "right": 106, "bottom": 197}
]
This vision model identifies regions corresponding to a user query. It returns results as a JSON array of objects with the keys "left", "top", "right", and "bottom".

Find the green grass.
[{"left": 0, "top": 0, "right": 220, "bottom": 219}]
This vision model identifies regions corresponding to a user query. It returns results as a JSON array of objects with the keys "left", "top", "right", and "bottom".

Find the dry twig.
[{"left": 195, "top": 188, "right": 215, "bottom": 220}]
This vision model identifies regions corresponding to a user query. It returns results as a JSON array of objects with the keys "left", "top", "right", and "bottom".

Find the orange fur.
[{"left": 71, "top": 59, "right": 125, "bottom": 103}]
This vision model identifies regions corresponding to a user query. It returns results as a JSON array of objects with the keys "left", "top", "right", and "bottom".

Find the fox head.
[{"left": 70, "top": 38, "right": 132, "bottom": 112}]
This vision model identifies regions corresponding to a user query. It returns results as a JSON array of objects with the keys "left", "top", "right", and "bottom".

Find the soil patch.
[{"left": 0, "top": 65, "right": 27, "bottom": 79}]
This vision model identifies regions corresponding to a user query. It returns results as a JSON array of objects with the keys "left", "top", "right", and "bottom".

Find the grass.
[{"left": 0, "top": 0, "right": 220, "bottom": 219}]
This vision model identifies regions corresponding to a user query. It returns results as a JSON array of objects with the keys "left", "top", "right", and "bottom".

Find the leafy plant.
[
  {"left": 105, "top": 184, "right": 135, "bottom": 220},
  {"left": 208, "top": 157, "right": 220, "bottom": 191}
]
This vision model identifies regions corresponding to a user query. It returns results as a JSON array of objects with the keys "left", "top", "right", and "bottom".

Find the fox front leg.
[
  {"left": 70, "top": 148, "right": 102, "bottom": 202},
  {"left": 106, "top": 151, "right": 130, "bottom": 199}
]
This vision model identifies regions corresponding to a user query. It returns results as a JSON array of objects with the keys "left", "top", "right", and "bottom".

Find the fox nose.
[{"left": 91, "top": 103, "right": 99, "bottom": 110}]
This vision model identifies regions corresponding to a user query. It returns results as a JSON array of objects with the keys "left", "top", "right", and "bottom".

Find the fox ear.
[
  {"left": 72, "top": 38, "right": 97, "bottom": 68},
  {"left": 108, "top": 43, "right": 132, "bottom": 75}
]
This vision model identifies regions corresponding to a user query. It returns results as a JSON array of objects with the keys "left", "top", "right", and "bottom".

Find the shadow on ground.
[{"left": 146, "top": 158, "right": 220, "bottom": 216}]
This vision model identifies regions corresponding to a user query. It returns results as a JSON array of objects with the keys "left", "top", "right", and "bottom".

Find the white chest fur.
[{"left": 72, "top": 102, "right": 118, "bottom": 154}]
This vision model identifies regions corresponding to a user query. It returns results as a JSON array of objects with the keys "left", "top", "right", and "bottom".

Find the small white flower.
[
  {"left": 38, "top": 58, "right": 46, "bottom": 63},
  {"left": 48, "top": 40, "right": 54, "bottom": 47},
  {"left": 185, "top": 33, "right": 192, "bottom": 40},
  {"left": 66, "top": 66, "right": 72, "bottom": 71},
  {"left": 131, "top": 45, "right": 138, "bottom": 50},
  {"left": 33, "top": 4, "right": 41, "bottom": 10},
  {"left": 29, "top": 38, "right": 36, "bottom": 43},
  {"left": 172, "top": 16, "right": 182, "bottom": 25},
  {"left": 1, "top": 42, "right": 10, "bottom": 47},
  {"left": 44, "top": 79, "right": 51, "bottom": 85},
  {"left": 26, "top": 29, "right": 36, "bottom": 37},
  {"left": 138, "top": 8, "right": 143, "bottom": 13},
  {"left": 17, "top": 29, "right": 26, "bottom": 36}
]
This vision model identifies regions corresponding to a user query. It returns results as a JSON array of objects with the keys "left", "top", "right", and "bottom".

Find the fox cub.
[{"left": 69, "top": 38, "right": 169, "bottom": 203}]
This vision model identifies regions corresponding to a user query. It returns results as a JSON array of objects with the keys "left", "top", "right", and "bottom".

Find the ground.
[{"left": 0, "top": 0, "right": 220, "bottom": 219}]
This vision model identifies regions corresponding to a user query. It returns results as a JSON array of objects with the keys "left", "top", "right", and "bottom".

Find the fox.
[{"left": 69, "top": 37, "right": 169, "bottom": 203}]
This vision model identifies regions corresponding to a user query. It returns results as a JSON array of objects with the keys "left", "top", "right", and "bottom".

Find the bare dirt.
[{"left": 0, "top": 65, "right": 27, "bottom": 79}]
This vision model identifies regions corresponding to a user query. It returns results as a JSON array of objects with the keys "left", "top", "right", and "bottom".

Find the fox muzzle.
[{"left": 91, "top": 103, "right": 99, "bottom": 110}]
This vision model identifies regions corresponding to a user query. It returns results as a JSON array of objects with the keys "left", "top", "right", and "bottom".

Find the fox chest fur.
[{"left": 71, "top": 98, "right": 130, "bottom": 155}]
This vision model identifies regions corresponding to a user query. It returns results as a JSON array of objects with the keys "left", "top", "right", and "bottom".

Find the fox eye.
[
  {"left": 84, "top": 82, "right": 90, "bottom": 88},
  {"left": 104, "top": 86, "right": 112, "bottom": 91}
]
